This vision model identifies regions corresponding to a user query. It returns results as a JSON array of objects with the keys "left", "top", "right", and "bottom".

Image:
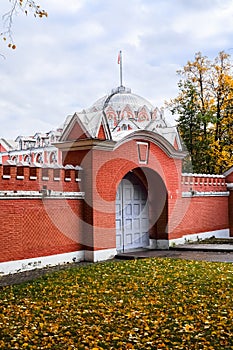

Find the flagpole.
[
  {"left": 120, "top": 51, "right": 123, "bottom": 87},
  {"left": 118, "top": 50, "right": 123, "bottom": 87}
]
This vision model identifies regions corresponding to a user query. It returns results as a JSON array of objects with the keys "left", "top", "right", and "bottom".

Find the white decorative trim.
[
  {"left": 65, "top": 178, "right": 71, "bottom": 182},
  {"left": 2, "top": 175, "right": 10, "bottom": 179},
  {"left": 53, "top": 177, "right": 60, "bottom": 181},
  {"left": 182, "top": 191, "right": 229, "bottom": 197},
  {"left": 136, "top": 141, "right": 149, "bottom": 164},
  {"left": 29, "top": 176, "right": 37, "bottom": 180},
  {"left": 16, "top": 175, "right": 24, "bottom": 180},
  {"left": 227, "top": 183, "right": 233, "bottom": 190},
  {"left": 52, "top": 192, "right": 85, "bottom": 199},
  {"left": 169, "top": 229, "right": 230, "bottom": 246},
  {"left": 75, "top": 178, "right": 81, "bottom": 182},
  {"left": 42, "top": 176, "right": 49, "bottom": 181},
  {"left": 84, "top": 248, "right": 117, "bottom": 262},
  {"left": 0, "top": 251, "right": 85, "bottom": 276},
  {"left": 148, "top": 239, "right": 169, "bottom": 250},
  {"left": 0, "top": 190, "right": 41, "bottom": 197},
  {"left": 0, "top": 190, "right": 85, "bottom": 199},
  {"left": 182, "top": 173, "right": 225, "bottom": 178}
]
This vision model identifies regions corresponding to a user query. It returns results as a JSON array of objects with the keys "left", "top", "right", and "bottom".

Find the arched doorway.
[{"left": 116, "top": 172, "right": 149, "bottom": 252}]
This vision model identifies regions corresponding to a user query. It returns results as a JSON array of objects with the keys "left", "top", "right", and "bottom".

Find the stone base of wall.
[
  {"left": 0, "top": 250, "right": 85, "bottom": 276},
  {"left": 85, "top": 248, "right": 117, "bottom": 262},
  {"left": 148, "top": 239, "right": 169, "bottom": 250},
  {"left": 0, "top": 248, "right": 118, "bottom": 275},
  {"left": 169, "top": 229, "right": 230, "bottom": 246}
]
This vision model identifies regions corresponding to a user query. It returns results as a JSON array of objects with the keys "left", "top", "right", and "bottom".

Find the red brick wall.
[
  {"left": 229, "top": 191, "right": 233, "bottom": 237},
  {"left": 226, "top": 171, "right": 233, "bottom": 237},
  {"left": 225, "top": 170, "right": 233, "bottom": 237},
  {"left": 1, "top": 135, "right": 231, "bottom": 265},
  {"left": 169, "top": 195, "right": 229, "bottom": 239},
  {"left": 0, "top": 164, "right": 84, "bottom": 264},
  {"left": 63, "top": 149, "right": 89, "bottom": 167},
  {"left": 0, "top": 198, "right": 84, "bottom": 263},
  {"left": 226, "top": 169, "right": 233, "bottom": 183}
]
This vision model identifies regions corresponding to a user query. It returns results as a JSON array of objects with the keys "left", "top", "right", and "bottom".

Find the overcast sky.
[{"left": 1, "top": 0, "right": 233, "bottom": 140}]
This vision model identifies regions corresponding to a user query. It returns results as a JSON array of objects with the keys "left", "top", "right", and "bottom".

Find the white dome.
[{"left": 91, "top": 86, "right": 154, "bottom": 112}]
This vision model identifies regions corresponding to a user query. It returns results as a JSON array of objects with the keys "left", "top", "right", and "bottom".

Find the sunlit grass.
[{"left": 0, "top": 258, "right": 233, "bottom": 349}]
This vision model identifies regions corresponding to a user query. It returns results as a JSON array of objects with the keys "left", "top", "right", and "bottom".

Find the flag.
[{"left": 118, "top": 51, "right": 121, "bottom": 64}]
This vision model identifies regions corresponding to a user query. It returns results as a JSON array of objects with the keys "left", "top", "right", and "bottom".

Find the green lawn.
[{"left": 0, "top": 258, "right": 233, "bottom": 349}]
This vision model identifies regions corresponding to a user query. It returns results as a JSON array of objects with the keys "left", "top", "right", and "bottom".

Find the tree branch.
[{"left": 1, "top": 0, "right": 47, "bottom": 50}]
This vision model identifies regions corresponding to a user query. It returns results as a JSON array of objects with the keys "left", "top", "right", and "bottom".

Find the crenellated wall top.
[
  {"left": 181, "top": 173, "right": 227, "bottom": 193},
  {"left": 0, "top": 162, "right": 83, "bottom": 192}
]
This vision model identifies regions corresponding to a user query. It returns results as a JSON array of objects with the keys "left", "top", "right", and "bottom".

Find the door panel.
[{"left": 116, "top": 175, "right": 149, "bottom": 252}]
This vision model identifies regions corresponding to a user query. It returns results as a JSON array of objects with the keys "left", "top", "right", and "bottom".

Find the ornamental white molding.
[
  {"left": 137, "top": 141, "right": 149, "bottom": 164},
  {"left": 0, "top": 190, "right": 85, "bottom": 199},
  {"left": 182, "top": 173, "right": 225, "bottom": 178},
  {"left": 182, "top": 191, "right": 229, "bottom": 198}
]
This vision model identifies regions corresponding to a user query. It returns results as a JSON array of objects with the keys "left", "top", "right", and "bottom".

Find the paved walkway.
[
  {"left": 171, "top": 243, "right": 233, "bottom": 251},
  {"left": 115, "top": 244, "right": 233, "bottom": 263}
]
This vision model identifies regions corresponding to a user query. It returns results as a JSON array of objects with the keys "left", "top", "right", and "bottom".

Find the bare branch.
[{"left": 1, "top": 0, "right": 48, "bottom": 51}]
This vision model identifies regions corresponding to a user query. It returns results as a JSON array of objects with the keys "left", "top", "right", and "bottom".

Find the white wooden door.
[{"left": 116, "top": 176, "right": 149, "bottom": 252}]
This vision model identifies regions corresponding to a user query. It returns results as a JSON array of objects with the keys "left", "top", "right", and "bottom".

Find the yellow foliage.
[{"left": 0, "top": 259, "right": 233, "bottom": 349}]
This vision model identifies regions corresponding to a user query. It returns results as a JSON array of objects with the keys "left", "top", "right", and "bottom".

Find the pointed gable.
[
  {"left": 120, "top": 105, "right": 135, "bottom": 120},
  {"left": 66, "top": 121, "right": 90, "bottom": 140},
  {"left": 151, "top": 107, "right": 160, "bottom": 120},
  {"left": 105, "top": 105, "right": 118, "bottom": 128},
  {"left": 138, "top": 105, "right": 150, "bottom": 121},
  {"left": 60, "top": 113, "right": 91, "bottom": 142},
  {"left": 60, "top": 110, "right": 112, "bottom": 142}
]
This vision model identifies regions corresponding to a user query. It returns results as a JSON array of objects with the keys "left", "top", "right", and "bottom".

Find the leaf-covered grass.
[{"left": 0, "top": 258, "right": 233, "bottom": 349}]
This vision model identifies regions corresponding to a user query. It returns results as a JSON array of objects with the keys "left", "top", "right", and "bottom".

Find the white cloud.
[
  {"left": 38, "top": 0, "right": 85, "bottom": 15},
  {"left": 0, "top": 0, "right": 233, "bottom": 139}
]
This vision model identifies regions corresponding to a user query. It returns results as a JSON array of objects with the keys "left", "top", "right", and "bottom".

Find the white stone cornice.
[
  {"left": 55, "top": 139, "right": 115, "bottom": 152},
  {"left": 182, "top": 191, "right": 229, "bottom": 198},
  {"left": 0, "top": 190, "right": 85, "bottom": 199},
  {"left": 182, "top": 173, "right": 225, "bottom": 178}
]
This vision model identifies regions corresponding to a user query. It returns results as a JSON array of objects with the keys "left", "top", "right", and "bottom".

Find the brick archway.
[{"left": 58, "top": 134, "right": 183, "bottom": 259}]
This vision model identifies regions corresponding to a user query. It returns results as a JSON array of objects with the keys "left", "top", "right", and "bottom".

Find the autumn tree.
[
  {"left": 209, "top": 51, "right": 233, "bottom": 172},
  {"left": 169, "top": 51, "right": 233, "bottom": 174},
  {"left": 1, "top": 0, "right": 47, "bottom": 50}
]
